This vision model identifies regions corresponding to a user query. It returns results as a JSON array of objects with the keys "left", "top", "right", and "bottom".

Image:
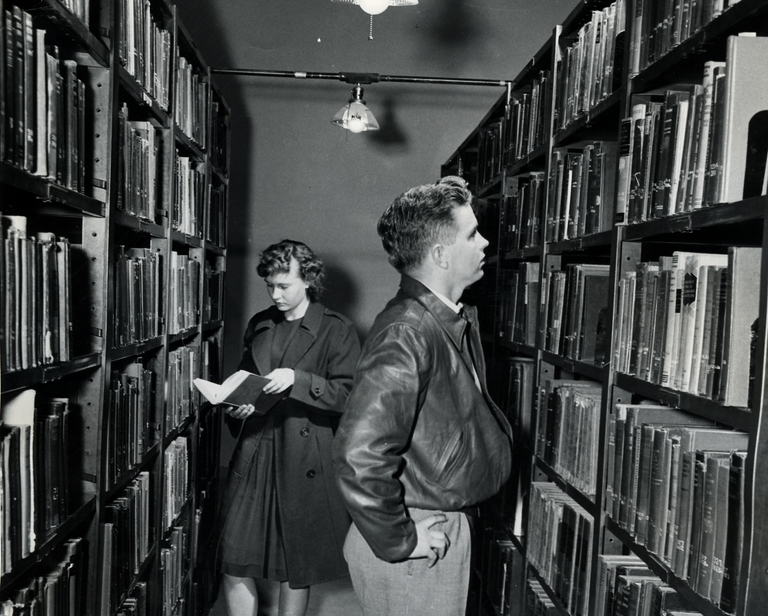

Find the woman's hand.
[
  {"left": 263, "top": 368, "right": 295, "bottom": 394},
  {"left": 226, "top": 404, "right": 255, "bottom": 420}
]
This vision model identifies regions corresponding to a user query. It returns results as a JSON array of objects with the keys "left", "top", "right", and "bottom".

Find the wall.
[{"left": 175, "top": 0, "right": 573, "bottom": 370}]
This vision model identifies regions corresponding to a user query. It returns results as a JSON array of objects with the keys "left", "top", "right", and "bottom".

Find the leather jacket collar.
[{"left": 398, "top": 275, "right": 474, "bottom": 352}]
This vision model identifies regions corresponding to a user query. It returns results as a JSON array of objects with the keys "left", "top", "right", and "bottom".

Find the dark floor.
[{"left": 208, "top": 576, "right": 364, "bottom": 616}]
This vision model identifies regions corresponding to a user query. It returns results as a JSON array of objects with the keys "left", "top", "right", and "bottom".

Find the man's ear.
[{"left": 431, "top": 243, "right": 449, "bottom": 270}]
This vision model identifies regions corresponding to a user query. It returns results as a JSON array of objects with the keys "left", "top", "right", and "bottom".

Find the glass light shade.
[
  {"left": 358, "top": 0, "right": 389, "bottom": 14},
  {"left": 331, "top": 90, "right": 380, "bottom": 133}
]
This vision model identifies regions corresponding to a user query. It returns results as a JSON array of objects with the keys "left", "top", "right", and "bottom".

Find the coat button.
[
  {"left": 300, "top": 427, "right": 310, "bottom": 437},
  {"left": 306, "top": 469, "right": 316, "bottom": 478},
  {"left": 313, "top": 386, "right": 321, "bottom": 395}
]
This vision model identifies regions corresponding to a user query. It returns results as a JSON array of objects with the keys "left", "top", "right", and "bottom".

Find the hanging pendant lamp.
[{"left": 331, "top": 84, "right": 380, "bottom": 133}]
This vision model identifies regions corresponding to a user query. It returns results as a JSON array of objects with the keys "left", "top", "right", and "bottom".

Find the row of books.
[
  {"left": 536, "top": 379, "right": 603, "bottom": 496},
  {"left": 207, "top": 181, "right": 228, "bottom": 248},
  {"left": 2, "top": 5, "right": 88, "bottom": 192},
  {"left": 115, "top": 582, "right": 148, "bottom": 616},
  {"left": 476, "top": 120, "right": 503, "bottom": 189},
  {"left": 118, "top": 0, "right": 172, "bottom": 111},
  {"left": 475, "top": 73, "right": 554, "bottom": 189},
  {"left": 172, "top": 153, "right": 206, "bottom": 238},
  {"left": 60, "top": 0, "right": 90, "bottom": 27},
  {"left": 2, "top": 215, "right": 72, "bottom": 373},
  {"left": 524, "top": 578, "right": 560, "bottom": 615},
  {"left": 629, "top": 0, "right": 742, "bottom": 75},
  {"left": 501, "top": 357, "right": 535, "bottom": 446},
  {"left": 166, "top": 345, "right": 199, "bottom": 433},
  {"left": 620, "top": 36, "right": 768, "bottom": 223},
  {"left": 527, "top": 482, "right": 593, "bottom": 616},
  {"left": 116, "top": 103, "right": 161, "bottom": 223},
  {"left": 541, "top": 263, "right": 611, "bottom": 363},
  {"left": 485, "top": 362, "right": 526, "bottom": 536},
  {"left": 612, "top": 247, "right": 760, "bottom": 407},
  {"left": 480, "top": 531, "right": 521, "bottom": 616},
  {"left": 102, "top": 472, "right": 151, "bottom": 613},
  {"left": 0, "top": 537, "right": 85, "bottom": 615},
  {"left": 107, "top": 361, "right": 157, "bottom": 485},
  {"left": 209, "top": 99, "right": 229, "bottom": 174},
  {"left": 505, "top": 70, "right": 551, "bottom": 165},
  {"left": 473, "top": 198, "right": 500, "bottom": 257},
  {"left": 499, "top": 173, "right": 545, "bottom": 252},
  {"left": 204, "top": 263, "right": 226, "bottom": 324},
  {"left": 160, "top": 526, "right": 188, "bottom": 616},
  {"left": 195, "top": 339, "right": 223, "bottom": 495},
  {"left": 554, "top": 0, "right": 626, "bottom": 132},
  {"left": 606, "top": 402, "right": 748, "bottom": 609},
  {"left": 168, "top": 251, "right": 201, "bottom": 335},
  {"left": 595, "top": 554, "right": 701, "bottom": 616},
  {"left": 174, "top": 53, "right": 209, "bottom": 149},
  {"left": 162, "top": 436, "right": 189, "bottom": 531},
  {"left": 114, "top": 245, "right": 164, "bottom": 348},
  {"left": 496, "top": 262, "right": 540, "bottom": 345},
  {"left": 1, "top": 390, "right": 71, "bottom": 575},
  {"left": 546, "top": 141, "right": 618, "bottom": 242}
]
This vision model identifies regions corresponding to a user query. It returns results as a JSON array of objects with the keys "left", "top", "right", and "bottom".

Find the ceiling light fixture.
[
  {"left": 331, "top": 84, "right": 380, "bottom": 133},
  {"left": 331, "top": 0, "right": 419, "bottom": 40}
]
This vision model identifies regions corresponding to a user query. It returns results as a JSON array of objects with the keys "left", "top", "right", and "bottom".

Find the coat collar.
[
  {"left": 399, "top": 275, "right": 468, "bottom": 350},
  {"left": 250, "top": 301, "right": 324, "bottom": 373},
  {"left": 398, "top": 275, "right": 496, "bottom": 408}
]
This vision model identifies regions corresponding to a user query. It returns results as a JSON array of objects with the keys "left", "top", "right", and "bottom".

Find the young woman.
[{"left": 217, "top": 239, "right": 360, "bottom": 616}]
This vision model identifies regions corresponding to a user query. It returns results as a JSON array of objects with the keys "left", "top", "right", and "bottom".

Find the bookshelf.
[
  {"left": 443, "top": 1, "right": 768, "bottom": 615},
  {"left": 0, "top": 1, "right": 230, "bottom": 615}
]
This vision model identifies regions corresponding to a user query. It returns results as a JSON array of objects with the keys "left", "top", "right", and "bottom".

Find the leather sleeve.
[{"left": 333, "top": 322, "right": 430, "bottom": 562}]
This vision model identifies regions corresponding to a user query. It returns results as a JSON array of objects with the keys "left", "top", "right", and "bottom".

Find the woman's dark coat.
[{"left": 221, "top": 301, "right": 360, "bottom": 587}]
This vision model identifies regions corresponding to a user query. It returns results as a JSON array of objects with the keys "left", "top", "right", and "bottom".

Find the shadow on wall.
[
  {"left": 369, "top": 96, "right": 408, "bottom": 150},
  {"left": 417, "top": 0, "right": 485, "bottom": 63},
  {"left": 323, "top": 261, "right": 365, "bottom": 342}
]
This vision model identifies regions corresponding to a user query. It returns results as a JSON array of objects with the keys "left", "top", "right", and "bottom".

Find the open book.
[{"left": 193, "top": 370, "right": 287, "bottom": 414}]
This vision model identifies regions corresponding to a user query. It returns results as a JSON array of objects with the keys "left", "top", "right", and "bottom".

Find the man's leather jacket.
[{"left": 333, "top": 275, "right": 513, "bottom": 562}]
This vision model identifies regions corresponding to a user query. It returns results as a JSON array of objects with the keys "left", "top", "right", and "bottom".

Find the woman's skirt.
[{"left": 218, "top": 416, "right": 287, "bottom": 581}]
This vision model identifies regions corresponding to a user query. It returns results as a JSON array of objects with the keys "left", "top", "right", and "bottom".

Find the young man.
[{"left": 333, "top": 176, "right": 513, "bottom": 615}]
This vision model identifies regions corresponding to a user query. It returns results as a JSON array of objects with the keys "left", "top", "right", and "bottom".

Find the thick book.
[
  {"left": 1, "top": 388, "right": 36, "bottom": 557},
  {"left": 192, "top": 370, "right": 286, "bottom": 413},
  {"left": 720, "top": 450, "right": 748, "bottom": 612},
  {"left": 719, "top": 35, "right": 768, "bottom": 203},
  {"left": 708, "top": 451, "right": 733, "bottom": 605},
  {"left": 718, "top": 246, "right": 761, "bottom": 407}
]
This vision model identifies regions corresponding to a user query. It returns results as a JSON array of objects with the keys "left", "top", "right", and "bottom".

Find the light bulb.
[
  {"left": 347, "top": 116, "right": 366, "bottom": 133},
  {"left": 358, "top": 0, "right": 389, "bottom": 15}
]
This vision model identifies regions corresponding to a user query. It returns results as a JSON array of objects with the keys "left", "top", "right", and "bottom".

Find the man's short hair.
[
  {"left": 256, "top": 239, "right": 325, "bottom": 301},
  {"left": 377, "top": 176, "right": 473, "bottom": 273}
]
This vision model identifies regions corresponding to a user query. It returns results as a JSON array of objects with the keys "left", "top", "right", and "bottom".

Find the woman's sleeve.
[{"left": 289, "top": 318, "right": 361, "bottom": 416}]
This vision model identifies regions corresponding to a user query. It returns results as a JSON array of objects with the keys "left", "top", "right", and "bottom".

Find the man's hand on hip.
[{"left": 409, "top": 514, "right": 451, "bottom": 567}]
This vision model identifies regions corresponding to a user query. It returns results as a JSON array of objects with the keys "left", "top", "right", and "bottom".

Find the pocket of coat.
[{"left": 431, "top": 429, "right": 469, "bottom": 485}]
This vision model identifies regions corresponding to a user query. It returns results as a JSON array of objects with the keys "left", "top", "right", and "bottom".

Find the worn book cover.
[{"left": 193, "top": 370, "right": 286, "bottom": 413}]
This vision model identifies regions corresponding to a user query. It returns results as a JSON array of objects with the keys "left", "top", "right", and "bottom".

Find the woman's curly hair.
[{"left": 256, "top": 239, "right": 325, "bottom": 301}]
